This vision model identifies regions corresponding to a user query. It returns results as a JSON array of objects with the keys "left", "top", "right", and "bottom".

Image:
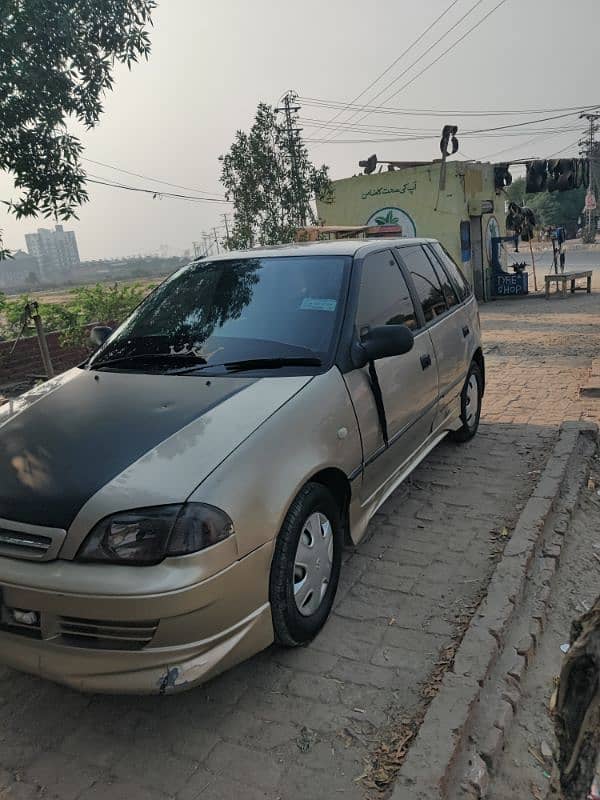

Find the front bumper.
[{"left": 0, "top": 540, "right": 274, "bottom": 694}]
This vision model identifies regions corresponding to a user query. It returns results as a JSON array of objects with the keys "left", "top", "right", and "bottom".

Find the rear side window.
[
  {"left": 357, "top": 250, "right": 418, "bottom": 332},
  {"left": 424, "top": 248, "right": 459, "bottom": 309},
  {"left": 430, "top": 242, "right": 472, "bottom": 301},
  {"left": 398, "top": 245, "right": 447, "bottom": 323}
]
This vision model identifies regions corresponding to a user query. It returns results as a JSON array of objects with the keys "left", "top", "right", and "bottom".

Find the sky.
[{"left": 1, "top": 0, "right": 599, "bottom": 260}]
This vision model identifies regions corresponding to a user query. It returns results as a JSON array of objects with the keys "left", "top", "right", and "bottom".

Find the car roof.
[{"left": 198, "top": 237, "right": 438, "bottom": 261}]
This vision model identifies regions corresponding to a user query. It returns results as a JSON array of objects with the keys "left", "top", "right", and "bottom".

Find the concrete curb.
[{"left": 390, "top": 421, "right": 598, "bottom": 800}]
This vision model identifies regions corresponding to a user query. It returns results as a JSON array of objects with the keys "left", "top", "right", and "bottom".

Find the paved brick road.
[{"left": 2, "top": 289, "right": 599, "bottom": 800}]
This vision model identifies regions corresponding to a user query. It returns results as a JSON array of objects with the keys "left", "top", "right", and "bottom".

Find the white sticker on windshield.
[{"left": 300, "top": 298, "right": 337, "bottom": 312}]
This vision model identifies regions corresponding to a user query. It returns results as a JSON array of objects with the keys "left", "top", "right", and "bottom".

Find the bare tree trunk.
[{"left": 550, "top": 596, "right": 600, "bottom": 800}]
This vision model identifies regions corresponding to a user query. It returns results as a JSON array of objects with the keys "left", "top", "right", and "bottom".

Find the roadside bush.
[{"left": 0, "top": 283, "right": 147, "bottom": 347}]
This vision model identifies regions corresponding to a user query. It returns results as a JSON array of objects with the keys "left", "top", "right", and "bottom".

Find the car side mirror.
[
  {"left": 352, "top": 325, "right": 414, "bottom": 369},
  {"left": 90, "top": 325, "right": 113, "bottom": 348}
]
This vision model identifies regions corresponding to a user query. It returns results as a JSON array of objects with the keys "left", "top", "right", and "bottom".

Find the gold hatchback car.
[{"left": 0, "top": 238, "right": 483, "bottom": 693}]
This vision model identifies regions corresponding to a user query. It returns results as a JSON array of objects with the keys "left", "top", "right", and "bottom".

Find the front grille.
[
  {"left": 0, "top": 528, "right": 52, "bottom": 557},
  {"left": 0, "top": 522, "right": 66, "bottom": 561},
  {"left": 58, "top": 616, "right": 159, "bottom": 651}
]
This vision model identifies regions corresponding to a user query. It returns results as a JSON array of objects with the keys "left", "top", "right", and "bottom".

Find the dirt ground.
[
  {"left": 488, "top": 456, "right": 600, "bottom": 800},
  {"left": 480, "top": 286, "right": 600, "bottom": 799}
]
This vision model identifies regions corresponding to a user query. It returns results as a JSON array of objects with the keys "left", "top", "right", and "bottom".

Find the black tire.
[
  {"left": 269, "top": 482, "right": 343, "bottom": 647},
  {"left": 449, "top": 362, "right": 483, "bottom": 443}
]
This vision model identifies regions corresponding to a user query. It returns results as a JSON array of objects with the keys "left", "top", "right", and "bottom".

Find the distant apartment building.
[
  {"left": 25, "top": 224, "right": 80, "bottom": 280},
  {"left": 0, "top": 250, "right": 40, "bottom": 290}
]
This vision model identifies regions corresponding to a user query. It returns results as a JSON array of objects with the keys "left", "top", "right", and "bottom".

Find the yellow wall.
[{"left": 316, "top": 161, "right": 506, "bottom": 290}]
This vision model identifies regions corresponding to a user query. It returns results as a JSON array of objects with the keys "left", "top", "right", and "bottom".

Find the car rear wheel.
[
  {"left": 270, "top": 482, "right": 343, "bottom": 647},
  {"left": 449, "top": 361, "right": 483, "bottom": 443}
]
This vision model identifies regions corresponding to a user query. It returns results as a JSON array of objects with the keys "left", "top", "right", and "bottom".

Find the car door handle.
[
  {"left": 462, "top": 325, "right": 470, "bottom": 337},
  {"left": 420, "top": 354, "right": 432, "bottom": 370}
]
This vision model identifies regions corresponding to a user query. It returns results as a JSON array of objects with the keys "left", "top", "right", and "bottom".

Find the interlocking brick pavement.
[{"left": 1, "top": 289, "right": 599, "bottom": 800}]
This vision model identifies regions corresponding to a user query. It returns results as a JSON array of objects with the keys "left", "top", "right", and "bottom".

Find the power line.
[
  {"left": 304, "top": 0, "right": 461, "bottom": 141},
  {"left": 462, "top": 109, "right": 594, "bottom": 136},
  {"left": 306, "top": 129, "right": 581, "bottom": 144},
  {"left": 318, "top": 0, "right": 489, "bottom": 144},
  {"left": 305, "top": 109, "right": 592, "bottom": 144},
  {"left": 87, "top": 176, "right": 232, "bottom": 204},
  {"left": 479, "top": 130, "right": 582, "bottom": 161},
  {"left": 82, "top": 157, "right": 226, "bottom": 199},
  {"left": 545, "top": 138, "right": 583, "bottom": 158},
  {"left": 299, "top": 97, "right": 600, "bottom": 118},
  {"left": 299, "top": 114, "right": 580, "bottom": 137},
  {"left": 323, "top": 0, "right": 510, "bottom": 142}
]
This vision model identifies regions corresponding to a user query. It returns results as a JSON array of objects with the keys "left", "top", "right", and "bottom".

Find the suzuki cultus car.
[{"left": 0, "top": 238, "right": 483, "bottom": 693}]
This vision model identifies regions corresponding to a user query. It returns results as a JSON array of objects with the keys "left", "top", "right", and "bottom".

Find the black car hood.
[{"left": 0, "top": 368, "right": 257, "bottom": 529}]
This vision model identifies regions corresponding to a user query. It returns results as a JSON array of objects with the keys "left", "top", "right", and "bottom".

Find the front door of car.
[{"left": 342, "top": 250, "right": 439, "bottom": 510}]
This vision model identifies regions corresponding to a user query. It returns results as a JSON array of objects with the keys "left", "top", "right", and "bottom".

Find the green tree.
[
  {"left": 0, "top": 0, "right": 156, "bottom": 256},
  {"left": 506, "top": 177, "right": 585, "bottom": 229},
  {"left": 219, "top": 97, "right": 333, "bottom": 249}
]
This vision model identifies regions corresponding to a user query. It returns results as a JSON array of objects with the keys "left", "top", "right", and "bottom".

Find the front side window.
[
  {"left": 357, "top": 250, "right": 418, "bottom": 334},
  {"left": 89, "top": 255, "right": 349, "bottom": 372},
  {"left": 430, "top": 242, "right": 472, "bottom": 301},
  {"left": 398, "top": 246, "right": 447, "bottom": 323}
]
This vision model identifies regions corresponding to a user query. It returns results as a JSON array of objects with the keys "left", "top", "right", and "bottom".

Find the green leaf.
[
  {"left": 219, "top": 94, "right": 334, "bottom": 248},
  {"left": 0, "top": 0, "right": 156, "bottom": 224}
]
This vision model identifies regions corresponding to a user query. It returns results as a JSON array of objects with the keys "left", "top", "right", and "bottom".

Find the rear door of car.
[
  {"left": 394, "top": 244, "right": 466, "bottom": 426},
  {"left": 426, "top": 240, "right": 478, "bottom": 370},
  {"left": 342, "top": 248, "right": 439, "bottom": 507}
]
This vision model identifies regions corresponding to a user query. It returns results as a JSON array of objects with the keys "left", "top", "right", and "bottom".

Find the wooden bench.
[{"left": 544, "top": 270, "right": 592, "bottom": 298}]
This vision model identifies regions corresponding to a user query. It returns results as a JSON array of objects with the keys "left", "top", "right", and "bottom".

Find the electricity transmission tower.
[
  {"left": 222, "top": 214, "right": 231, "bottom": 249},
  {"left": 275, "top": 91, "right": 306, "bottom": 227},
  {"left": 579, "top": 112, "right": 600, "bottom": 240}
]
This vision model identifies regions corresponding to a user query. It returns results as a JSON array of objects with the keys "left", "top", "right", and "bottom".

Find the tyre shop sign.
[{"left": 495, "top": 273, "right": 527, "bottom": 295}]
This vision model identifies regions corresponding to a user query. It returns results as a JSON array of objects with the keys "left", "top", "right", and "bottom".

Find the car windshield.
[{"left": 89, "top": 255, "right": 350, "bottom": 373}]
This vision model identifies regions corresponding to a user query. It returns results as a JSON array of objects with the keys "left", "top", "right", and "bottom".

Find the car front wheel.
[
  {"left": 449, "top": 361, "right": 483, "bottom": 443},
  {"left": 269, "top": 482, "right": 343, "bottom": 647}
]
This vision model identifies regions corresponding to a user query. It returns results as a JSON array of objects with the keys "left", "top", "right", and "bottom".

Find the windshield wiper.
[
  {"left": 90, "top": 352, "right": 208, "bottom": 371},
  {"left": 170, "top": 356, "right": 322, "bottom": 375}
]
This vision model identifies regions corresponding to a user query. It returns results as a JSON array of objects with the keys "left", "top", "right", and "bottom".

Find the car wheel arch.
[
  {"left": 276, "top": 467, "right": 352, "bottom": 548},
  {"left": 310, "top": 467, "right": 351, "bottom": 537}
]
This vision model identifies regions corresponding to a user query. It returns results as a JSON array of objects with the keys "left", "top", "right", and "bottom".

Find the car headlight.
[{"left": 76, "top": 503, "right": 234, "bottom": 564}]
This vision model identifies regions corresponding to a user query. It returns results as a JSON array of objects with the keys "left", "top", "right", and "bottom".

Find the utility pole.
[
  {"left": 579, "top": 112, "right": 600, "bottom": 240},
  {"left": 275, "top": 91, "right": 305, "bottom": 227},
  {"left": 212, "top": 228, "right": 221, "bottom": 255},
  {"left": 202, "top": 232, "right": 211, "bottom": 258},
  {"left": 222, "top": 214, "right": 231, "bottom": 249}
]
